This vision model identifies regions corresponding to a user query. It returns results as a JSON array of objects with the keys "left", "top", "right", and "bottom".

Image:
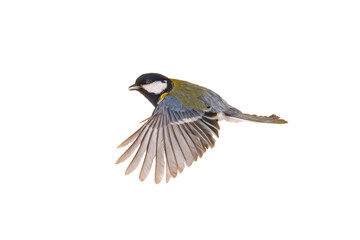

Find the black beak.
[{"left": 128, "top": 84, "right": 140, "bottom": 91}]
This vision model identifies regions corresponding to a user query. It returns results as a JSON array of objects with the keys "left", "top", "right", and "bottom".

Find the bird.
[{"left": 116, "top": 73, "right": 287, "bottom": 183}]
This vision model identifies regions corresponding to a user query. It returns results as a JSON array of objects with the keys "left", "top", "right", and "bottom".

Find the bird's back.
[{"left": 169, "top": 79, "right": 236, "bottom": 113}]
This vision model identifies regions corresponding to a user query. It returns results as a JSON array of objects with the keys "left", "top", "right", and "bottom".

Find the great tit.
[{"left": 117, "top": 73, "right": 287, "bottom": 183}]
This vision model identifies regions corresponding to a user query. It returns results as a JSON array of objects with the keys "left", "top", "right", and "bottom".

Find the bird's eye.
[{"left": 144, "top": 79, "right": 152, "bottom": 84}]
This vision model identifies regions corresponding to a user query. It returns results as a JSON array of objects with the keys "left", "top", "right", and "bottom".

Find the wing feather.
[
  {"left": 168, "top": 111, "right": 195, "bottom": 167},
  {"left": 173, "top": 111, "right": 204, "bottom": 159},
  {"left": 200, "top": 118, "right": 219, "bottom": 137},
  {"left": 190, "top": 121, "right": 211, "bottom": 149},
  {"left": 178, "top": 111, "right": 210, "bottom": 150},
  {"left": 163, "top": 113, "right": 178, "bottom": 177},
  {"left": 195, "top": 120, "right": 216, "bottom": 148},
  {"left": 155, "top": 116, "right": 165, "bottom": 184},
  {"left": 116, "top": 121, "right": 150, "bottom": 164},
  {"left": 166, "top": 160, "right": 171, "bottom": 183},
  {"left": 125, "top": 119, "right": 157, "bottom": 175},
  {"left": 117, "top": 124, "right": 146, "bottom": 148},
  {"left": 178, "top": 123, "right": 202, "bottom": 159},
  {"left": 139, "top": 117, "right": 160, "bottom": 181},
  {"left": 167, "top": 112, "right": 186, "bottom": 173}
]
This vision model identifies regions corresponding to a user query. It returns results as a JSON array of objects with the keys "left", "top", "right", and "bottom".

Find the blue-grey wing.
[
  {"left": 116, "top": 95, "right": 220, "bottom": 183},
  {"left": 200, "top": 88, "right": 243, "bottom": 115}
]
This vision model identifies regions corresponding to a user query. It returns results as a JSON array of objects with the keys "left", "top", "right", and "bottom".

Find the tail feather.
[{"left": 230, "top": 113, "right": 288, "bottom": 124}]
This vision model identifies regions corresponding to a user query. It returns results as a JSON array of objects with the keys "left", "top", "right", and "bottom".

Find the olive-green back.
[{"left": 168, "top": 79, "right": 208, "bottom": 110}]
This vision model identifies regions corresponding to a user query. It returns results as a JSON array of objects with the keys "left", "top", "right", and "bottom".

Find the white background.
[{"left": 1, "top": 0, "right": 359, "bottom": 239}]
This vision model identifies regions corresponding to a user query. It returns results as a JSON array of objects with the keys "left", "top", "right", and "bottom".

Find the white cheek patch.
[{"left": 142, "top": 81, "right": 168, "bottom": 94}]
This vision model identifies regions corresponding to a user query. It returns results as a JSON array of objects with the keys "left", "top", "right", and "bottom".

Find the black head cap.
[{"left": 129, "top": 73, "right": 173, "bottom": 106}]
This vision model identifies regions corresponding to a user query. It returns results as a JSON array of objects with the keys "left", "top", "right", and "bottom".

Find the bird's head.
[{"left": 129, "top": 73, "right": 173, "bottom": 106}]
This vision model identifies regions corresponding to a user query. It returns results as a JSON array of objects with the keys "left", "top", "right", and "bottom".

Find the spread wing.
[{"left": 116, "top": 96, "right": 220, "bottom": 183}]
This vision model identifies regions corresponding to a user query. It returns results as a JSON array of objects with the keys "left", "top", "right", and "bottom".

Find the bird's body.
[{"left": 117, "top": 73, "right": 287, "bottom": 183}]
